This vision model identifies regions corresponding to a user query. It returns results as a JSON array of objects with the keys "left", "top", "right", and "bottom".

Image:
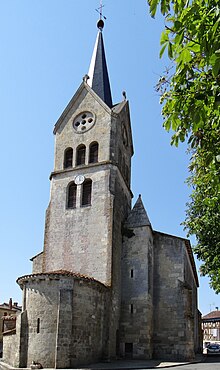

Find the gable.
[{"left": 53, "top": 81, "right": 112, "bottom": 135}]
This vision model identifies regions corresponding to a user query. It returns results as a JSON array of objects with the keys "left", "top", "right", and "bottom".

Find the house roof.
[
  {"left": 202, "top": 310, "right": 220, "bottom": 321},
  {"left": 0, "top": 303, "right": 21, "bottom": 311}
]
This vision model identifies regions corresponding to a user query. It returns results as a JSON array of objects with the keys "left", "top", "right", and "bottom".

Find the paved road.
[{"left": 152, "top": 356, "right": 220, "bottom": 370}]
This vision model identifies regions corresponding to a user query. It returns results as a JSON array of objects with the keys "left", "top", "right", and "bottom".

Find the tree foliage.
[{"left": 148, "top": 0, "right": 220, "bottom": 292}]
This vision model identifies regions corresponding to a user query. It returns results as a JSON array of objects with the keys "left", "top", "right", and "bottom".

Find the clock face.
[
  {"left": 74, "top": 175, "right": 85, "bottom": 185},
  {"left": 73, "top": 111, "right": 95, "bottom": 133}
]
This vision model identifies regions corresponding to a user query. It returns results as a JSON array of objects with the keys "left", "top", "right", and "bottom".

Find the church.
[{"left": 2, "top": 17, "right": 201, "bottom": 368}]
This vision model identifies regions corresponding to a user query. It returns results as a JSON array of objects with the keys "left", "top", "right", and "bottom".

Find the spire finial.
[{"left": 96, "top": 0, "right": 106, "bottom": 31}]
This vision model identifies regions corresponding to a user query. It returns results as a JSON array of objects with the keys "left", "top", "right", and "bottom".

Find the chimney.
[
  {"left": 13, "top": 302, "right": 18, "bottom": 307},
  {"left": 9, "top": 298, "right": 12, "bottom": 310}
]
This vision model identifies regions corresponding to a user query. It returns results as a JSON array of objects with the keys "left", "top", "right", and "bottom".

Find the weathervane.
[{"left": 96, "top": 0, "right": 106, "bottom": 30}]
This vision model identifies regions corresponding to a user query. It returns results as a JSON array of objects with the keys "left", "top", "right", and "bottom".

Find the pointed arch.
[
  {"left": 64, "top": 147, "right": 73, "bottom": 169},
  {"left": 67, "top": 182, "right": 77, "bottom": 209},
  {"left": 76, "top": 144, "right": 86, "bottom": 166},
  {"left": 81, "top": 179, "right": 92, "bottom": 207},
  {"left": 89, "top": 142, "right": 99, "bottom": 164}
]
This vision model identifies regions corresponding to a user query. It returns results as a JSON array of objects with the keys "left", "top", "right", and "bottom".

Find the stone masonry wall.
[
  {"left": 153, "top": 233, "right": 196, "bottom": 361},
  {"left": 54, "top": 89, "right": 111, "bottom": 171},
  {"left": 31, "top": 253, "right": 43, "bottom": 273},
  {"left": 183, "top": 249, "right": 200, "bottom": 353},
  {"left": 43, "top": 88, "right": 116, "bottom": 286},
  {"left": 3, "top": 331, "right": 18, "bottom": 367},
  {"left": 2, "top": 311, "right": 27, "bottom": 368},
  {"left": 106, "top": 103, "right": 133, "bottom": 359},
  {"left": 2, "top": 274, "right": 109, "bottom": 368},
  {"left": 43, "top": 166, "right": 113, "bottom": 285},
  {"left": 70, "top": 279, "right": 109, "bottom": 367},
  {"left": 120, "top": 226, "right": 154, "bottom": 359}
]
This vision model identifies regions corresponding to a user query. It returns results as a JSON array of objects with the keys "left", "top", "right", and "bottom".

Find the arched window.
[
  {"left": 81, "top": 179, "right": 92, "bottom": 207},
  {"left": 76, "top": 145, "right": 86, "bottom": 166},
  {"left": 64, "top": 148, "right": 73, "bottom": 169},
  {"left": 89, "top": 142, "right": 99, "bottom": 164},
  {"left": 67, "top": 182, "right": 77, "bottom": 209}
]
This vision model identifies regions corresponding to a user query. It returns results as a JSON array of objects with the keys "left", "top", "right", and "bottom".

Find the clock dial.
[{"left": 74, "top": 175, "right": 85, "bottom": 185}]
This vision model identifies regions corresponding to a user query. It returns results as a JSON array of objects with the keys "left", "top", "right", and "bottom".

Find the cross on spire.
[{"left": 96, "top": 0, "right": 106, "bottom": 21}]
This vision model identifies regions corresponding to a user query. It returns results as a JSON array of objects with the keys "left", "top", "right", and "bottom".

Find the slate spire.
[
  {"left": 87, "top": 19, "right": 113, "bottom": 108},
  {"left": 125, "top": 195, "right": 152, "bottom": 228}
]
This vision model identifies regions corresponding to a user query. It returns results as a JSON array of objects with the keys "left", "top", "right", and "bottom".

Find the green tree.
[{"left": 148, "top": 0, "right": 220, "bottom": 292}]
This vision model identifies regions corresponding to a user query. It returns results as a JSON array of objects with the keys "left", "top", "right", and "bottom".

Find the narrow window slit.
[{"left": 37, "top": 318, "right": 40, "bottom": 333}]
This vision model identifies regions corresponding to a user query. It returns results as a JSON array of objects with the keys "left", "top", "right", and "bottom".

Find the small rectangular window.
[
  {"left": 130, "top": 269, "right": 133, "bottom": 278},
  {"left": 130, "top": 304, "right": 133, "bottom": 314},
  {"left": 37, "top": 318, "right": 40, "bottom": 333}
]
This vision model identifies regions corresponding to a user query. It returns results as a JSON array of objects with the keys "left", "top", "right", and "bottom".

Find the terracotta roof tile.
[
  {"left": 202, "top": 310, "right": 220, "bottom": 320},
  {"left": 17, "top": 270, "right": 109, "bottom": 288}
]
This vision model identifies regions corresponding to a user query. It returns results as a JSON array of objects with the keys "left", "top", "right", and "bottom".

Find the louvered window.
[
  {"left": 89, "top": 142, "right": 99, "bottom": 163},
  {"left": 67, "top": 182, "right": 77, "bottom": 209},
  {"left": 81, "top": 179, "right": 92, "bottom": 207},
  {"left": 76, "top": 145, "right": 86, "bottom": 166},
  {"left": 64, "top": 148, "right": 73, "bottom": 169}
]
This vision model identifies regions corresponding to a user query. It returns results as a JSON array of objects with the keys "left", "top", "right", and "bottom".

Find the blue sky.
[{"left": 0, "top": 0, "right": 218, "bottom": 314}]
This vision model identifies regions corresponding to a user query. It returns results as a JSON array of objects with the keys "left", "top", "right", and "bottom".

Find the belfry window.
[
  {"left": 89, "top": 142, "right": 99, "bottom": 163},
  {"left": 81, "top": 179, "right": 92, "bottom": 207},
  {"left": 64, "top": 148, "right": 73, "bottom": 169},
  {"left": 76, "top": 145, "right": 86, "bottom": 166},
  {"left": 67, "top": 182, "right": 77, "bottom": 209}
]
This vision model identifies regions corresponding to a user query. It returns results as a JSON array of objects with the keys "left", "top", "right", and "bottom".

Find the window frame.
[
  {"left": 76, "top": 144, "right": 86, "bottom": 166},
  {"left": 89, "top": 141, "right": 99, "bottom": 164},
  {"left": 63, "top": 147, "right": 73, "bottom": 169},
  {"left": 81, "top": 179, "right": 92, "bottom": 207},
  {"left": 67, "top": 181, "right": 77, "bottom": 209}
]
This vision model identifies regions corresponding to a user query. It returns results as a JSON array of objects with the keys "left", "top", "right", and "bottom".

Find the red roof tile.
[
  {"left": 17, "top": 270, "right": 109, "bottom": 288},
  {"left": 202, "top": 311, "right": 220, "bottom": 320}
]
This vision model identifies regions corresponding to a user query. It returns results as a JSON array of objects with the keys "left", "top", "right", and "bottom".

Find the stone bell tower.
[
  {"left": 30, "top": 18, "right": 134, "bottom": 357},
  {"left": 34, "top": 19, "right": 133, "bottom": 285}
]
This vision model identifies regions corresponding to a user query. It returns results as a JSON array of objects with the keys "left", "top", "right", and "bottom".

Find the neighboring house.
[
  {"left": 0, "top": 299, "right": 21, "bottom": 357},
  {"left": 2, "top": 18, "right": 201, "bottom": 369},
  {"left": 202, "top": 309, "right": 220, "bottom": 342}
]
